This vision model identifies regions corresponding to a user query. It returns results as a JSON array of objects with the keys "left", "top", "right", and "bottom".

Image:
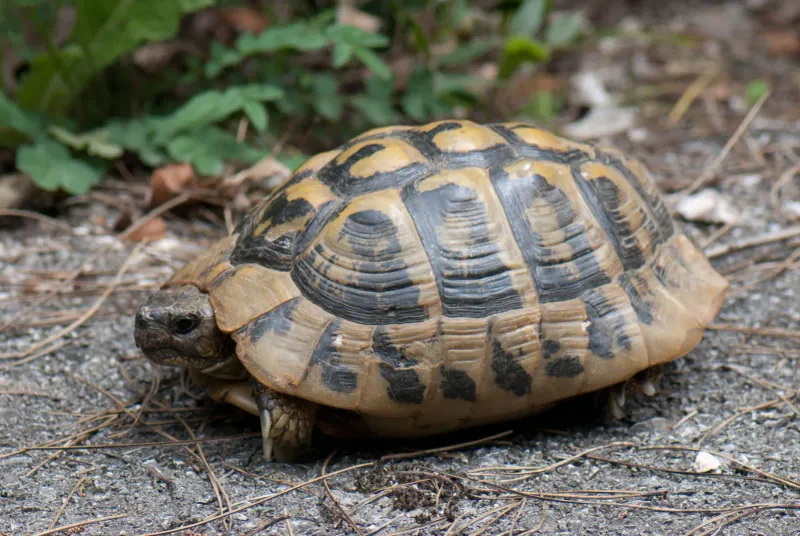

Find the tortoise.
[{"left": 134, "top": 120, "right": 728, "bottom": 461}]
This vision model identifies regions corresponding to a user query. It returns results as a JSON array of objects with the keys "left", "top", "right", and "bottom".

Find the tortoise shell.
[{"left": 165, "top": 120, "right": 728, "bottom": 436}]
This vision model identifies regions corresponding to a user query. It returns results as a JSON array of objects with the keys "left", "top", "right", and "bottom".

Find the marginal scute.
[
  {"left": 234, "top": 297, "right": 332, "bottom": 390},
  {"left": 361, "top": 320, "right": 439, "bottom": 418},
  {"left": 209, "top": 264, "right": 300, "bottom": 332},
  {"left": 166, "top": 235, "right": 237, "bottom": 290}
]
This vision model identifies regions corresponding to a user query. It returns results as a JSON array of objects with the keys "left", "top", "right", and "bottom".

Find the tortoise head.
[{"left": 134, "top": 285, "right": 242, "bottom": 378}]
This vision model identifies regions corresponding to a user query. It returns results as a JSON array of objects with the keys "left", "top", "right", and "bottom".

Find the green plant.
[{"left": 1, "top": 0, "right": 586, "bottom": 195}]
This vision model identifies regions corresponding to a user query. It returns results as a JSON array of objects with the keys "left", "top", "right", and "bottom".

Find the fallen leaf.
[
  {"left": 674, "top": 189, "right": 740, "bottom": 225},
  {"left": 0, "top": 173, "right": 36, "bottom": 209},
  {"left": 562, "top": 106, "right": 637, "bottom": 139},
  {"left": 692, "top": 451, "right": 722, "bottom": 473},
  {"left": 337, "top": 1, "right": 381, "bottom": 33},
  {"left": 765, "top": 30, "right": 800, "bottom": 57},
  {"left": 133, "top": 42, "right": 183, "bottom": 73},
  {"left": 124, "top": 217, "right": 167, "bottom": 242},
  {"left": 148, "top": 163, "right": 194, "bottom": 208},
  {"left": 217, "top": 6, "right": 270, "bottom": 34},
  {"left": 220, "top": 156, "right": 292, "bottom": 199}
]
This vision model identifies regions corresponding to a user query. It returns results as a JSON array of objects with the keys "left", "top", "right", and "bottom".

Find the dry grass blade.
[
  {"left": 678, "top": 89, "right": 771, "bottom": 199},
  {"left": 668, "top": 67, "right": 719, "bottom": 126},
  {"left": 380, "top": 430, "right": 513, "bottom": 462},
  {"left": 139, "top": 462, "right": 375, "bottom": 535},
  {"left": 708, "top": 323, "right": 800, "bottom": 340},
  {"left": 31, "top": 514, "right": 127, "bottom": 536},
  {"left": 2, "top": 241, "right": 147, "bottom": 360},
  {"left": 468, "top": 441, "right": 634, "bottom": 482},
  {"left": 48, "top": 475, "right": 87, "bottom": 529},
  {"left": 704, "top": 225, "right": 800, "bottom": 259},
  {"left": 322, "top": 451, "right": 365, "bottom": 536},
  {"left": 0, "top": 208, "right": 74, "bottom": 232}
]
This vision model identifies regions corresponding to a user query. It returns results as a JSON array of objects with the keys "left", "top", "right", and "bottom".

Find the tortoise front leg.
[{"left": 252, "top": 381, "right": 317, "bottom": 462}]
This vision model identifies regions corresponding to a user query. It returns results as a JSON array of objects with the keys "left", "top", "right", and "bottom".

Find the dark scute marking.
[
  {"left": 546, "top": 355, "right": 584, "bottom": 378},
  {"left": 583, "top": 288, "right": 629, "bottom": 359},
  {"left": 292, "top": 256, "right": 425, "bottom": 325},
  {"left": 293, "top": 205, "right": 426, "bottom": 325},
  {"left": 600, "top": 151, "right": 675, "bottom": 242},
  {"left": 490, "top": 167, "right": 611, "bottom": 303},
  {"left": 440, "top": 367, "right": 477, "bottom": 402},
  {"left": 317, "top": 143, "right": 429, "bottom": 197},
  {"left": 230, "top": 193, "right": 316, "bottom": 270},
  {"left": 401, "top": 123, "right": 517, "bottom": 171},
  {"left": 542, "top": 339, "right": 561, "bottom": 359},
  {"left": 309, "top": 321, "right": 358, "bottom": 393},
  {"left": 294, "top": 200, "right": 343, "bottom": 256},
  {"left": 572, "top": 169, "right": 647, "bottom": 271},
  {"left": 487, "top": 124, "right": 588, "bottom": 164},
  {"left": 402, "top": 181, "right": 523, "bottom": 318},
  {"left": 339, "top": 210, "right": 402, "bottom": 259},
  {"left": 617, "top": 272, "right": 654, "bottom": 325},
  {"left": 246, "top": 297, "right": 301, "bottom": 344},
  {"left": 490, "top": 340, "right": 532, "bottom": 397},
  {"left": 373, "top": 328, "right": 426, "bottom": 404}
]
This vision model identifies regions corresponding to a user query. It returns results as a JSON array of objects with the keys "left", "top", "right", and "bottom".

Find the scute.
[{"left": 202, "top": 119, "right": 729, "bottom": 437}]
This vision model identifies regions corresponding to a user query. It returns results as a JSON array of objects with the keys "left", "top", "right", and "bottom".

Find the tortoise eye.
[{"left": 173, "top": 317, "right": 199, "bottom": 335}]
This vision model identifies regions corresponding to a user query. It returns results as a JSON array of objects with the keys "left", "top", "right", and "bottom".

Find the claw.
[
  {"left": 642, "top": 378, "right": 657, "bottom": 397},
  {"left": 260, "top": 407, "right": 274, "bottom": 462},
  {"left": 609, "top": 386, "right": 626, "bottom": 420}
]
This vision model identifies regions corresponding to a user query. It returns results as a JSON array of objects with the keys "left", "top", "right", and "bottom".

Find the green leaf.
[
  {"left": 524, "top": 89, "right": 563, "bottom": 121},
  {"left": 17, "top": 140, "right": 102, "bottom": 194},
  {"left": 0, "top": 90, "right": 49, "bottom": 142},
  {"left": 242, "top": 101, "right": 268, "bottom": 131},
  {"left": 746, "top": 79, "right": 770, "bottom": 106},
  {"left": 333, "top": 42, "right": 355, "bottom": 67},
  {"left": 167, "top": 127, "right": 266, "bottom": 176},
  {"left": 401, "top": 68, "right": 434, "bottom": 121},
  {"left": 239, "top": 22, "right": 329, "bottom": 54},
  {"left": 499, "top": 36, "right": 550, "bottom": 78},
  {"left": 408, "top": 18, "right": 430, "bottom": 58},
  {"left": 311, "top": 74, "right": 343, "bottom": 120},
  {"left": 353, "top": 48, "right": 392, "bottom": 80},
  {"left": 105, "top": 118, "right": 167, "bottom": 166},
  {"left": 438, "top": 39, "right": 496, "bottom": 68},
  {"left": 206, "top": 42, "right": 242, "bottom": 78},
  {"left": 177, "top": 0, "right": 216, "bottom": 10},
  {"left": 509, "top": 0, "right": 549, "bottom": 38},
  {"left": 351, "top": 96, "right": 397, "bottom": 126},
  {"left": 237, "top": 84, "right": 283, "bottom": 102},
  {"left": 16, "top": 0, "right": 211, "bottom": 117},
  {"left": 545, "top": 11, "right": 583, "bottom": 47},
  {"left": 49, "top": 125, "right": 123, "bottom": 159},
  {"left": 326, "top": 25, "right": 389, "bottom": 48}
]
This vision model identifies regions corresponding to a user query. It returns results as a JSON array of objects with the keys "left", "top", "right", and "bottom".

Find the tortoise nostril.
[{"left": 135, "top": 310, "right": 150, "bottom": 330}]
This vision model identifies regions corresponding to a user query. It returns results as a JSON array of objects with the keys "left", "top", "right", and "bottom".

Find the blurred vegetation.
[{"left": 0, "top": 0, "right": 586, "bottom": 194}]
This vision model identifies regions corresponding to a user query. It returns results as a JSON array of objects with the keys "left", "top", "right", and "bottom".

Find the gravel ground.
[{"left": 2, "top": 2, "right": 800, "bottom": 535}]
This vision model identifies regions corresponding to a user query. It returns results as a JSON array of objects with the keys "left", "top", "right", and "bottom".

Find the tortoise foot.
[
  {"left": 253, "top": 382, "right": 316, "bottom": 462},
  {"left": 608, "top": 366, "right": 664, "bottom": 420}
]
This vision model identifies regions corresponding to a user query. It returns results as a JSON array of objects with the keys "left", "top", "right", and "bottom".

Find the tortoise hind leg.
[{"left": 253, "top": 381, "right": 317, "bottom": 462}]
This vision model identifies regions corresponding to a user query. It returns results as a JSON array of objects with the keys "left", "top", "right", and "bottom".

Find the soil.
[{"left": 2, "top": 1, "right": 799, "bottom": 535}]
